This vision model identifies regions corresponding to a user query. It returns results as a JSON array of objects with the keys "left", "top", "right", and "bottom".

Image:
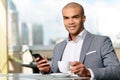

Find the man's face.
[{"left": 62, "top": 7, "right": 86, "bottom": 36}]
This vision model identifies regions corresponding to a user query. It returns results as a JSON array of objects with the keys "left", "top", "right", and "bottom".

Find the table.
[{"left": 0, "top": 73, "right": 90, "bottom": 80}]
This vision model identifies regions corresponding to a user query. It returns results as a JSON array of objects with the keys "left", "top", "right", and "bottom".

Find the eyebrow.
[
  {"left": 72, "top": 15, "right": 79, "bottom": 18},
  {"left": 63, "top": 14, "right": 80, "bottom": 19}
]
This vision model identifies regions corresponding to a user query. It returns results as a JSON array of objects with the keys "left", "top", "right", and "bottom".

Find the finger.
[
  {"left": 41, "top": 62, "right": 50, "bottom": 67},
  {"left": 39, "top": 67, "right": 49, "bottom": 71},
  {"left": 37, "top": 62, "right": 50, "bottom": 70},
  {"left": 70, "top": 63, "right": 84, "bottom": 70},
  {"left": 75, "top": 67, "right": 84, "bottom": 74},
  {"left": 39, "top": 59, "right": 47, "bottom": 63},
  {"left": 38, "top": 65, "right": 50, "bottom": 72},
  {"left": 34, "top": 57, "right": 40, "bottom": 62},
  {"left": 37, "top": 59, "right": 48, "bottom": 66},
  {"left": 71, "top": 67, "right": 84, "bottom": 75},
  {"left": 70, "top": 63, "right": 85, "bottom": 74},
  {"left": 71, "top": 61, "right": 82, "bottom": 66},
  {"left": 44, "top": 58, "right": 49, "bottom": 63}
]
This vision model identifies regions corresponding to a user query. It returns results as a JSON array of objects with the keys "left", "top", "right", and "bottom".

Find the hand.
[
  {"left": 35, "top": 57, "right": 51, "bottom": 73},
  {"left": 70, "top": 61, "right": 91, "bottom": 77}
]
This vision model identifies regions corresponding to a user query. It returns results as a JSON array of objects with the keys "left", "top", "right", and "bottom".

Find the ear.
[{"left": 82, "top": 15, "right": 86, "bottom": 22}]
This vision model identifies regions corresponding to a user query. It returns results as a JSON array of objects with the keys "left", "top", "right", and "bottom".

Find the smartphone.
[
  {"left": 32, "top": 53, "right": 43, "bottom": 60},
  {"left": 32, "top": 53, "right": 49, "bottom": 67}
]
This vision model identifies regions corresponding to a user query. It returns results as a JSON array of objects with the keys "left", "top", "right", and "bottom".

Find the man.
[{"left": 35, "top": 2, "right": 120, "bottom": 80}]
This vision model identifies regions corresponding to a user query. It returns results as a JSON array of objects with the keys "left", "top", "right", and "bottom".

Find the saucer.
[{"left": 50, "top": 73, "right": 70, "bottom": 78}]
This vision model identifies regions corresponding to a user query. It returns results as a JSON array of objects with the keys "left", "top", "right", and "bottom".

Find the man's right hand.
[{"left": 35, "top": 57, "right": 51, "bottom": 73}]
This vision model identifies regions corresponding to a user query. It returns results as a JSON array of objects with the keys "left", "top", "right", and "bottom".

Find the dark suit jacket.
[{"left": 51, "top": 31, "right": 120, "bottom": 80}]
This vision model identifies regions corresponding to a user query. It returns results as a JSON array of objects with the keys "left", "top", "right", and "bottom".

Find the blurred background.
[{"left": 0, "top": 0, "right": 120, "bottom": 73}]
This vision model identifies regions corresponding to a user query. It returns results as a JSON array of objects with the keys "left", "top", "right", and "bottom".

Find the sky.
[{"left": 11, "top": 0, "right": 120, "bottom": 45}]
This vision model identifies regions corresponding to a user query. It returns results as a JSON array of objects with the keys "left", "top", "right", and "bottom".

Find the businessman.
[{"left": 35, "top": 2, "right": 120, "bottom": 80}]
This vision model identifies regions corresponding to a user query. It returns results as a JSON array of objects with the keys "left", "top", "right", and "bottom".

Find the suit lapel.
[
  {"left": 58, "top": 40, "right": 67, "bottom": 61},
  {"left": 80, "top": 32, "right": 94, "bottom": 63}
]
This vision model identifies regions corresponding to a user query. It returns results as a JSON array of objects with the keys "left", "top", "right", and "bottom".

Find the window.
[{"left": 8, "top": 0, "right": 120, "bottom": 52}]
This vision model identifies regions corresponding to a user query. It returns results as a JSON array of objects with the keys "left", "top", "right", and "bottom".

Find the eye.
[
  {"left": 73, "top": 15, "right": 79, "bottom": 19},
  {"left": 63, "top": 16, "right": 69, "bottom": 20}
]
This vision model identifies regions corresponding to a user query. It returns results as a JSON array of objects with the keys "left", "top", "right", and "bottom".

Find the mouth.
[{"left": 69, "top": 26, "right": 76, "bottom": 30}]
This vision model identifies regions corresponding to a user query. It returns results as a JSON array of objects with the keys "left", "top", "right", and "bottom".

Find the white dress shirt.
[
  {"left": 61, "top": 29, "right": 94, "bottom": 80},
  {"left": 62, "top": 30, "right": 86, "bottom": 61}
]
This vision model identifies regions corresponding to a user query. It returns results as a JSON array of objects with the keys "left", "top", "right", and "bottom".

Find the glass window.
[{"left": 8, "top": 0, "right": 120, "bottom": 52}]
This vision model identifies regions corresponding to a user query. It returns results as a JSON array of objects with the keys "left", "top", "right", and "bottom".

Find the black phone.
[{"left": 32, "top": 53, "right": 43, "bottom": 60}]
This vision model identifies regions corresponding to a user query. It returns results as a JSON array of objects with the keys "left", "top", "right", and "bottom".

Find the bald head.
[{"left": 62, "top": 2, "right": 85, "bottom": 16}]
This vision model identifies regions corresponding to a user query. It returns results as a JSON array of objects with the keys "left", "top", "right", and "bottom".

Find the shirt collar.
[{"left": 66, "top": 29, "right": 87, "bottom": 42}]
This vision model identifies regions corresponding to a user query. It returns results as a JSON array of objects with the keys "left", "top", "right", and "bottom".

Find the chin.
[{"left": 70, "top": 32, "right": 76, "bottom": 35}]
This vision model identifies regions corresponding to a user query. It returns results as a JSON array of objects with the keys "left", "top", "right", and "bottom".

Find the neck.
[
  {"left": 71, "top": 35, "right": 76, "bottom": 42},
  {"left": 70, "top": 28, "right": 84, "bottom": 41}
]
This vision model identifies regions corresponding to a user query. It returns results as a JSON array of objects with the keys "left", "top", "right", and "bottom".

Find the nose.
[{"left": 68, "top": 19, "right": 74, "bottom": 24}]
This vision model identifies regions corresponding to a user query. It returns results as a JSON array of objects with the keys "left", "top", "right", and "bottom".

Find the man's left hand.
[{"left": 70, "top": 61, "right": 91, "bottom": 77}]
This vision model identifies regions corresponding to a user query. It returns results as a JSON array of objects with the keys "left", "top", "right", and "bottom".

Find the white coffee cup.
[{"left": 58, "top": 61, "right": 70, "bottom": 73}]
